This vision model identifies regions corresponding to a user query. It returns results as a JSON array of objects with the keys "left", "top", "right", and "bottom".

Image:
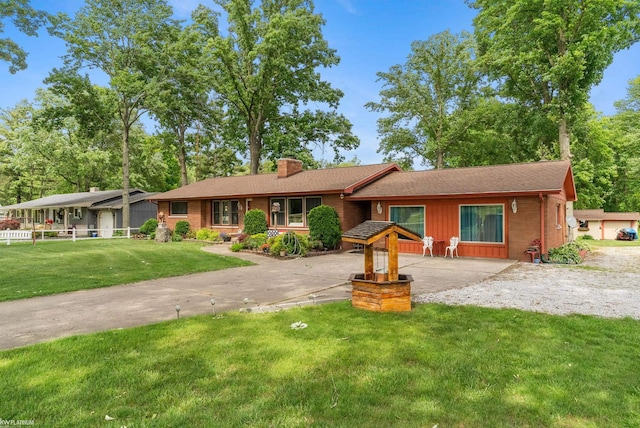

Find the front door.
[{"left": 99, "top": 211, "right": 113, "bottom": 238}]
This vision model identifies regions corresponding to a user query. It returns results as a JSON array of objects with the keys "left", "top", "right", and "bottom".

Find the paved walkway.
[{"left": 0, "top": 246, "right": 515, "bottom": 350}]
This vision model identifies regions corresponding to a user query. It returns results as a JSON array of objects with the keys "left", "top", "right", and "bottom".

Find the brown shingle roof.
[
  {"left": 149, "top": 164, "right": 400, "bottom": 201},
  {"left": 603, "top": 212, "right": 640, "bottom": 221},
  {"left": 573, "top": 209, "right": 605, "bottom": 220},
  {"left": 348, "top": 161, "right": 575, "bottom": 200},
  {"left": 574, "top": 210, "right": 640, "bottom": 221}
]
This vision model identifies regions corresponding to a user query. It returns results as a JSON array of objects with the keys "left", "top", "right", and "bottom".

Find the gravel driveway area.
[{"left": 415, "top": 246, "right": 640, "bottom": 319}]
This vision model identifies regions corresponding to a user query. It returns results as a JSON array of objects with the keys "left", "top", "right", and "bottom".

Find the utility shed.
[{"left": 342, "top": 221, "right": 422, "bottom": 312}]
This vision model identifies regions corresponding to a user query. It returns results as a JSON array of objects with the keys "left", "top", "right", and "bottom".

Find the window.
[
  {"left": 212, "top": 200, "right": 239, "bottom": 225},
  {"left": 270, "top": 196, "right": 322, "bottom": 227},
  {"left": 73, "top": 207, "right": 83, "bottom": 219},
  {"left": 460, "top": 205, "right": 504, "bottom": 243},
  {"left": 170, "top": 201, "right": 188, "bottom": 216},
  {"left": 306, "top": 197, "right": 322, "bottom": 217},
  {"left": 288, "top": 198, "right": 303, "bottom": 226},
  {"left": 390, "top": 206, "right": 424, "bottom": 237},
  {"left": 33, "top": 209, "right": 43, "bottom": 223}
]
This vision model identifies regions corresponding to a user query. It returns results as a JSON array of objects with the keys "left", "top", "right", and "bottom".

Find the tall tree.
[
  {"left": 471, "top": 0, "right": 640, "bottom": 161},
  {"left": 366, "top": 30, "right": 483, "bottom": 169},
  {"left": 606, "top": 75, "right": 640, "bottom": 211},
  {"left": 204, "top": 0, "right": 358, "bottom": 174},
  {"left": 147, "top": 5, "right": 217, "bottom": 187},
  {"left": 49, "top": 0, "right": 178, "bottom": 227},
  {"left": 0, "top": 0, "right": 49, "bottom": 73}
]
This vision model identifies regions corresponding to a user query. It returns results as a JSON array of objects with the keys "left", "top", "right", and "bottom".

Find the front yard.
[
  {"left": 0, "top": 302, "right": 638, "bottom": 427},
  {"left": 0, "top": 240, "right": 252, "bottom": 302}
]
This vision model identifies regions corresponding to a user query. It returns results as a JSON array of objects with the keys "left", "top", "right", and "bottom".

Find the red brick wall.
[{"left": 507, "top": 196, "right": 541, "bottom": 260}]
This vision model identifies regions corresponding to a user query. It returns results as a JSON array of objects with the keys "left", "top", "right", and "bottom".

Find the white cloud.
[{"left": 336, "top": 0, "right": 358, "bottom": 15}]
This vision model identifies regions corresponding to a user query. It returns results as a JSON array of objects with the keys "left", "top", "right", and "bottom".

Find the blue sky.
[{"left": 2, "top": 0, "right": 639, "bottom": 166}]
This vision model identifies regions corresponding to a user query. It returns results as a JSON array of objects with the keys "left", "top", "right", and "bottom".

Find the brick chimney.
[{"left": 277, "top": 158, "right": 303, "bottom": 178}]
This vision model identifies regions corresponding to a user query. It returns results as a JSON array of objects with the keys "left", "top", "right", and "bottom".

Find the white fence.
[{"left": 3, "top": 227, "right": 139, "bottom": 245}]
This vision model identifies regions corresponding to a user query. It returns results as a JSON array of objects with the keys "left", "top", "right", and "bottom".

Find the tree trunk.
[
  {"left": 559, "top": 117, "right": 571, "bottom": 161},
  {"left": 178, "top": 124, "right": 188, "bottom": 187},
  {"left": 122, "top": 127, "right": 130, "bottom": 229},
  {"left": 248, "top": 113, "right": 263, "bottom": 175}
]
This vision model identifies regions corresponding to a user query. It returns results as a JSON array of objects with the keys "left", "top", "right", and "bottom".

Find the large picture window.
[
  {"left": 170, "top": 201, "right": 188, "bottom": 216},
  {"left": 213, "top": 200, "right": 239, "bottom": 225},
  {"left": 460, "top": 205, "right": 504, "bottom": 243},
  {"left": 270, "top": 196, "right": 322, "bottom": 227},
  {"left": 390, "top": 205, "right": 424, "bottom": 237}
]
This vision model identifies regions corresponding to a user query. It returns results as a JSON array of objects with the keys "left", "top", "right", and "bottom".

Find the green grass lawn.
[
  {"left": 583, "top": 238, "right": 640, "bottom": 248},
  {"left": 1, "top": 302, "right": 638, "bottom": 427},
  {"left": 0, "top": 239, "right": 252, "bottom": 302}
]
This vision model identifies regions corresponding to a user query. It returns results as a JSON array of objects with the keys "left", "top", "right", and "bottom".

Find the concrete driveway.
[{"left": 0, "top": 245, "right": 515, "bottom": 350}]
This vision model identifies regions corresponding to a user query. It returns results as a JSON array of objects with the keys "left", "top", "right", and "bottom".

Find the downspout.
[{"left": 539, "top": 193, "right": 545, "bottom": 255}]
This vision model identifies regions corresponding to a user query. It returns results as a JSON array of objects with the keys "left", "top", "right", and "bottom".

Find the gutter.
[{"left": 539, "top": 192, "right": 546, "bottom": 255}]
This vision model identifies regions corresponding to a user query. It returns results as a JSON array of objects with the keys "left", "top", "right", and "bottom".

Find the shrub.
[
  {"left": 196, "top": 228, "right": 220, "bottom": 241},
  {"left": 269, "top": 232, "right": 309, "bottom": 256},
  {"left": 0, "top": 219, "right": 21, "bottom": 230},
  {"left": 230, "top": 242, "right": 245, "bottom": 252},
  {"left": 139, "top": 218, "right": 158, "bottom": 235},
  {"left": 171, "top": 232, "right": 183, "bottom": 242},
  {"left": 308, "top": 205, "right": 342, "bottom": 249},
  {"left": 548, "top": 242, "right": 584, "bottom": 264},
  {"left": 174, "top": 220, "right": 190, "bottom": 237},
  {"left": 185, "top": 229, "right": 197, "bottom": 239},
  {"left": 243, "top": 209, "right": 268, "bottom": 235},
  {"left": 245, "top": 233, "right": 267, "bottom": 250}
]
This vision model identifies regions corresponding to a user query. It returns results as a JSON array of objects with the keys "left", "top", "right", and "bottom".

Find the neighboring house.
[
  {"left": 0, "top": 204, "right": 6, "bottom": 221},
  {"left": 149, "top": 159, "right": 576, "bottom": 259},
  {"left": 3, "top": 188, "right": 157, "bottom": 237},
  {"left": 574, "top": 209, "right": 639, "bottom": 240}
]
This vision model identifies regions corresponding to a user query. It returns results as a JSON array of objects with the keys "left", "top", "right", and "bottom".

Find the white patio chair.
[
  {"left": 444, "top": 236, "right": 459, "bottom": 258},
  {"left": 422, "top": 236, "right": 434, "bottom": 257}
]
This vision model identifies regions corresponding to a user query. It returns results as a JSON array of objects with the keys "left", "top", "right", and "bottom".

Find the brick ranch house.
[{"left": 148, "top": 159, "right": 576, "bottom": 259}]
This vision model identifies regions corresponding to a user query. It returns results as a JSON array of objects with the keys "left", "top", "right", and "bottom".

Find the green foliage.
[
  {"left": 269, "top": 232, "right": 309, "bottom": 256},
  {"left": 548, "top": 242, "right": 588, "bottom": 264},
  {"left": 171, "top": 232, "right": 183, "bottom": 242},
  {"left": 204, "top": 0, "right": 358, "bottom": 173},
  {"left": 242, "top": 209, "right": 268, "bottom": 235},
  {"left": 245, "top": 233, "right": 267, "bottom": 250},
  {"left": 366, "top": 30, "right": 484, "bottom": 169},
  {"left": 196, "top": 228, "right": 220, "bottom": 241},
  {"left": 174, "top": 220, "right": 190, "bottom": 237},
  {"left": 308, "top": 205, "right": 341, "bottom": 249},
  {"left": 230, "top": 242, "right": 244, "bottom": 252},
  {"left": 471, "top": 0, "right": 640, "bottom": 159},
  {"left": 139, "top": 218, "right": 158, "bottom": 235},
  {"left": 0, "top": 0, "right": 49, "bottom": 74}
]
